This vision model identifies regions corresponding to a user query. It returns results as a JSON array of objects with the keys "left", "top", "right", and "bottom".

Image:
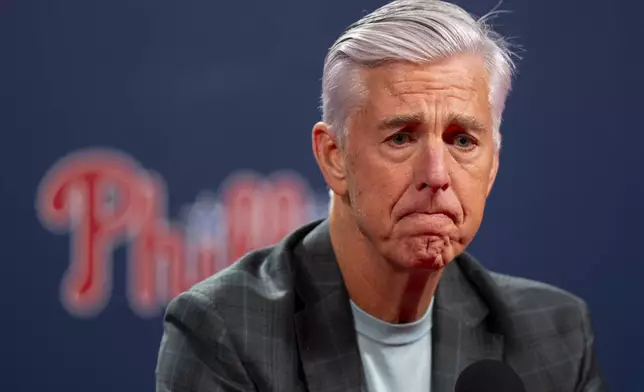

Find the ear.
[
  {"left": 486, "top": 150, "right": 500, "bottom": 197},
  {"left": 311, "top": 122, "right": 348, "bottom": 197}
]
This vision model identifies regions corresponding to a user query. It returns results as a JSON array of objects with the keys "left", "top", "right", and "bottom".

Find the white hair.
[{"left": 320, "top": 0, "right": 517, "bottom": 152}]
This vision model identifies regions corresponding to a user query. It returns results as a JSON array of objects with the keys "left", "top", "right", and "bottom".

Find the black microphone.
[{"left": 455, "top": 360, "right": 526, "bottom": 392}]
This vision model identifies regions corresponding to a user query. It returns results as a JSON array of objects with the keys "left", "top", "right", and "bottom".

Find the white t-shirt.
[{"left": 350, "top": 299, "right": 434, "bottom": 392}]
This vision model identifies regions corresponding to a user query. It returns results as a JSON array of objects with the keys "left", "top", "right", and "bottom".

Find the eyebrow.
[
  {"left": 376, "top": 112, "right": 490, "bottom": 135},
  {"left": 377, "top": 112, "right": 425, "bottom": 132},
  {"left": 449, "top": 114, "right": 490, "bottom": 135}
]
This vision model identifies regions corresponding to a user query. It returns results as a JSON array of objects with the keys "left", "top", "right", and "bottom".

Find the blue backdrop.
[{"left": 2, "top": 0, "right": 643, "bottom": 391}]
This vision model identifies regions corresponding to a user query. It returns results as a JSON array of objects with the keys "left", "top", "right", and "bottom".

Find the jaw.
[{"left": 329, "top": 203, "right": 449, "bottom": 323}]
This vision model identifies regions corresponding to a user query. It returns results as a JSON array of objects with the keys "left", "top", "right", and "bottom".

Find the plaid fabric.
[{"left": 156, "top": 219, "right": 607, "bottom": 392}]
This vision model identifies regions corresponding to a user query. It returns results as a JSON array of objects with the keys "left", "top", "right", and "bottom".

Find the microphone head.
[{"left": 455, "top": 360, "right": 526, "bottom": 392}]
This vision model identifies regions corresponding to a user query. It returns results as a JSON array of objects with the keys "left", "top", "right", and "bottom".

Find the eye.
[
  {"left": 445, "top": 123, "right": 478, "bottom": 151},
  {"left": 388, "top": 131, "right": 413, "bottom": 146},
  {"left": 453, "top": 134, "right": 474, "bottom": 148}
]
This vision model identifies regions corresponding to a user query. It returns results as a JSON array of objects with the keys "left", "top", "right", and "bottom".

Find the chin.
[
  {"left": 407, "top": 252, "right": 450, "bottom": 271},
  {"left": 391, "top": 237, "right": 457, "bottom": 271},
  {"left": 385, "top": 249, "right": 452, "bottom": 272},
  {"left": 376, "top": 231, "right": 462, "bottom": 272}
]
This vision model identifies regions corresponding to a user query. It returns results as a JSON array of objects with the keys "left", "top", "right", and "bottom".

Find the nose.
[{"left": 415, "top": 138, "right": 450, "bottom": 192}]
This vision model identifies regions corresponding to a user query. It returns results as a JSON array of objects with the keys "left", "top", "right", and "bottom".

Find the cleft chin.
[{"left": 408, "top": 237, "right": 454, "bottom": 270}]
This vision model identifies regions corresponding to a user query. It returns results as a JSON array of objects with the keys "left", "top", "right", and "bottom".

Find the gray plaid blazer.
[{"left": 156, "top": 219, "right": 606, "bottom": 392}]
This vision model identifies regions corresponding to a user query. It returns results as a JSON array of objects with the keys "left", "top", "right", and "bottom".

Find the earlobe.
[{"left": 311, "top": 122, "right": 348, "bottom": 196}]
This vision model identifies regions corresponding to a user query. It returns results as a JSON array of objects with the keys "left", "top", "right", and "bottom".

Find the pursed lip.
[
  {"left": 398, "top": 209, "right": 459, "bottom": 225},
  {"left": 398, "top": 212, "right": 457, "bottom": 238}
]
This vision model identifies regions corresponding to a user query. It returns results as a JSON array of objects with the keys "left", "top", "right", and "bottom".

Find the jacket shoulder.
[
  {"left": 189, "top": 245, "right": 290, "bottom": 308},
  {"left": 158, "top": 221, "right": 321, "bottom": 390},
  {"left": 165, "top": 219, "right": 321, "bottom": 332},
  {"left": 490, "top": 272, "right": 586, "bottom": 308},
  {"left": 489, "top": 272, "right": 590, "bottom": 341},
  {"left": 483, "top": 272, "right": 604, "bottom": 390}
]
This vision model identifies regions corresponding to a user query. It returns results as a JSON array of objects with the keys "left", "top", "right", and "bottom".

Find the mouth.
[
  {"left": 404, "top": 211, "right": 457, "bottom": 224},
  {"left": 401, "top": 212, "right": 456, "bottom": 234}
]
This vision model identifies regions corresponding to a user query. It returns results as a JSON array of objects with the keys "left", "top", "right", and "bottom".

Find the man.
[{"left": 156, "top": 1, "right": 606, "bottom": 391}]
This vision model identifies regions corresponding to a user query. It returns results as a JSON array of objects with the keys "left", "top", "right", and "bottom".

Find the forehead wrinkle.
[
  {"left": 387, "top": 72, "right": 484, "bottom": 98},
  {"left": 380, "top": 91, "right": 484, "bottom": 124},
  {"left": 378, "top": 79, "right": 487, "bottom": 113},
  {"left": 394, "top": 90, "right": 478, "bottom": 104},
  {"left": 353, "top": 59, "right": 491, "bottom": 130}
]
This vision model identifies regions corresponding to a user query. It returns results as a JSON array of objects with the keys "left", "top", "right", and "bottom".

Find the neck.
[{"left": 328, "top": 199, "right": 443, "bottom": 324}]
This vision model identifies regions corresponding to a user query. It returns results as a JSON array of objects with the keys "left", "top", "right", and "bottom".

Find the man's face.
[{"left": 341, "top": 54, "right": 499, "bottom": 271}]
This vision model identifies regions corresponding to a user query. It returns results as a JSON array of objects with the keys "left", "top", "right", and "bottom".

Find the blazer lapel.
[
  {"left": 292, "top": 220, "right": 365, "bottom": 392},
  {"left": 432, "top": 254, "right": 506, "bottom": 392}
]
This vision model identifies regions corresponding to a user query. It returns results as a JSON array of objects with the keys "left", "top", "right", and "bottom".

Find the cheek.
[
  {"left": 349, "top": 158, "right": 410, "bottom": 218},
  {"left": 454, "top": 177, "right": 491, "bottom": 240},
  {"left": 352, "top": 172, "right": 395, "bottom": 212}
]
